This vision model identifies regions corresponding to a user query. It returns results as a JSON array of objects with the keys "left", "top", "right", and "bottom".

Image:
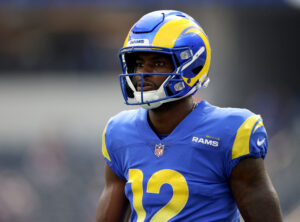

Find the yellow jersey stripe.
[
  {"left": 232, "top": 115, "right": 261, "bottom": 160},
  {"left": 253, "top": 120, "right": 264, "bottom": 133},
  {"left": 102, "top": 121, "right": 111, "bottom": 162}
]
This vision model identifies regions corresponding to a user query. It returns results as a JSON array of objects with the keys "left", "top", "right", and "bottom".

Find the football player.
[{"left": 96, "top": 10, "right": 283, "bottom": 222}]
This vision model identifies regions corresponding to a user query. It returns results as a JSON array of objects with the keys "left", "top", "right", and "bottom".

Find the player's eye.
[
  {"left": 135, "top": 62, "right": 144, "bottom": 68},
  {"left": 155, "top": 61, "right": 165, "bottom": 67}
]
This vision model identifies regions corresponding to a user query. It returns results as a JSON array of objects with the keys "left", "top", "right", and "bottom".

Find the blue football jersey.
[{"left": 102, "top": 100, "right": 268, "bottom": 222}]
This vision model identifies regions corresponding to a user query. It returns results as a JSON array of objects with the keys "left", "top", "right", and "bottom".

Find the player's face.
[{"left": 134, "top": 53, "right": 174, "bottom": 91}]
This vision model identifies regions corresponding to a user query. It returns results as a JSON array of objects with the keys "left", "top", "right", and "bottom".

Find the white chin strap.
[
  {"left": 133, "top": 76, "right": 170, "bottom": 109},
  {"left": 133, "top": 81, "right": 199, "bottom": 110},
  {"left": 134, "top": 90, "right": 181, "bottom": 109},
  {"left": 126, "top": 75, "right": 208, "bottom": 110}
]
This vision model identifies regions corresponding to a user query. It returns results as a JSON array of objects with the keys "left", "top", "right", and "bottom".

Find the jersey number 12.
[{"left": 128, "top": 168, "right": 189, "bottom": 222}]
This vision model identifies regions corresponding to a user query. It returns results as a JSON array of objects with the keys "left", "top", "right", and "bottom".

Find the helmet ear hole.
[
  {"left": 166, "top": 85, "right": 174, "bottom": 96},
  {"left": 192, "top": 66, "right": 203, "bottom": 75}
]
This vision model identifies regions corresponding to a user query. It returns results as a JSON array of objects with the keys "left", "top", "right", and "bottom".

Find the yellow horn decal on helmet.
[
  {"left": 123, "top": 26, "right": 133, "bottom": 47},
  {"left": 152, "top": 18, "right": 199, "bottom": 48},
  {"left": 182, "top": 28, "right": 211, "bottom": 87}
]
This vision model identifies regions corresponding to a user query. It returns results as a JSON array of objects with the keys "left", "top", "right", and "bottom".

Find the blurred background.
[{"left": 0, "top": 0, "right": 299, "bottom": 221}]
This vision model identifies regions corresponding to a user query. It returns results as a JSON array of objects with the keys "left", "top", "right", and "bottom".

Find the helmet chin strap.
[
  {"left": 126, "top": 73, "right": 208, "bottom": 110},
  {"left": 134, "top": 82, "right": 200, "bottom": 110},
  {"left": 133, "top": 78, "right": 169, "bottom": 109}
]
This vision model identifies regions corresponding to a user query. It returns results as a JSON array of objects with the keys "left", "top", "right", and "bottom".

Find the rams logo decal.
[{"left": 192, "top": 136, "right": 220, "bottom": 147}]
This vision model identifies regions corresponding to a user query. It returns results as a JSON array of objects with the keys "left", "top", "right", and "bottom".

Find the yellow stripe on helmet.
[
  {"left": 152, "top": 17, "right": 199, "bottom": 48},
  {"left": 181, "top": 28, "right": 211, "bottom": 87},
  {"left": 123, "top": 27, "right": 133, "bottom": 47}
]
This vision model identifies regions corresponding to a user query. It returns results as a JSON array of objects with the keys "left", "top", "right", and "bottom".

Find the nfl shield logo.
[{"left": 154, "top": 143, "right": 165, "bottom": 157}]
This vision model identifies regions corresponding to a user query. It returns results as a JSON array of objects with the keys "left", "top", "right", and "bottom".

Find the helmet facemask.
[{"left": 120, "top": 50, "right": 187, "bottom": 109}]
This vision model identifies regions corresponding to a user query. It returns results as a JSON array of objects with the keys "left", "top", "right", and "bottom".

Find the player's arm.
[
  {"left": 95, "top": 163, "right": 129, "bottom": 222},
  {"left": 229, "top": 157, "right": 283, "bottom": 222}
]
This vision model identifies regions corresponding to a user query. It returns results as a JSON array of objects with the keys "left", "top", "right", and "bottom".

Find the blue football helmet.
[{"left": 119, "top": 10, "right": 211, "bottom": 109}]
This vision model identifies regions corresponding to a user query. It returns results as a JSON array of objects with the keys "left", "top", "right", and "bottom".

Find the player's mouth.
[{"left": 137, "top": 82, "right": 155, "bottom": 91}]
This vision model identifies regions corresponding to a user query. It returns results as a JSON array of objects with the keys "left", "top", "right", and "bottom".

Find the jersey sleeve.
[
  {"left": 226, "top": 114, "right": 268, "bottom": 177},
  {"left": 101, "top": 118, "right": 126, "bottom": 180}
]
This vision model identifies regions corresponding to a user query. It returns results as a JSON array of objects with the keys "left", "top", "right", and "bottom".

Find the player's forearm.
[
  {"left": 95, "top": 197, "right": 127, "bottom": 222},
  {"left": 230, "top": 158, "right": 283, "bottom": 222},
  {"left": 95, "top": 186, "right": 128, "bottom": 222},
  {"left": 237, "top": 186, "right": 283, "bottom": 222}
]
